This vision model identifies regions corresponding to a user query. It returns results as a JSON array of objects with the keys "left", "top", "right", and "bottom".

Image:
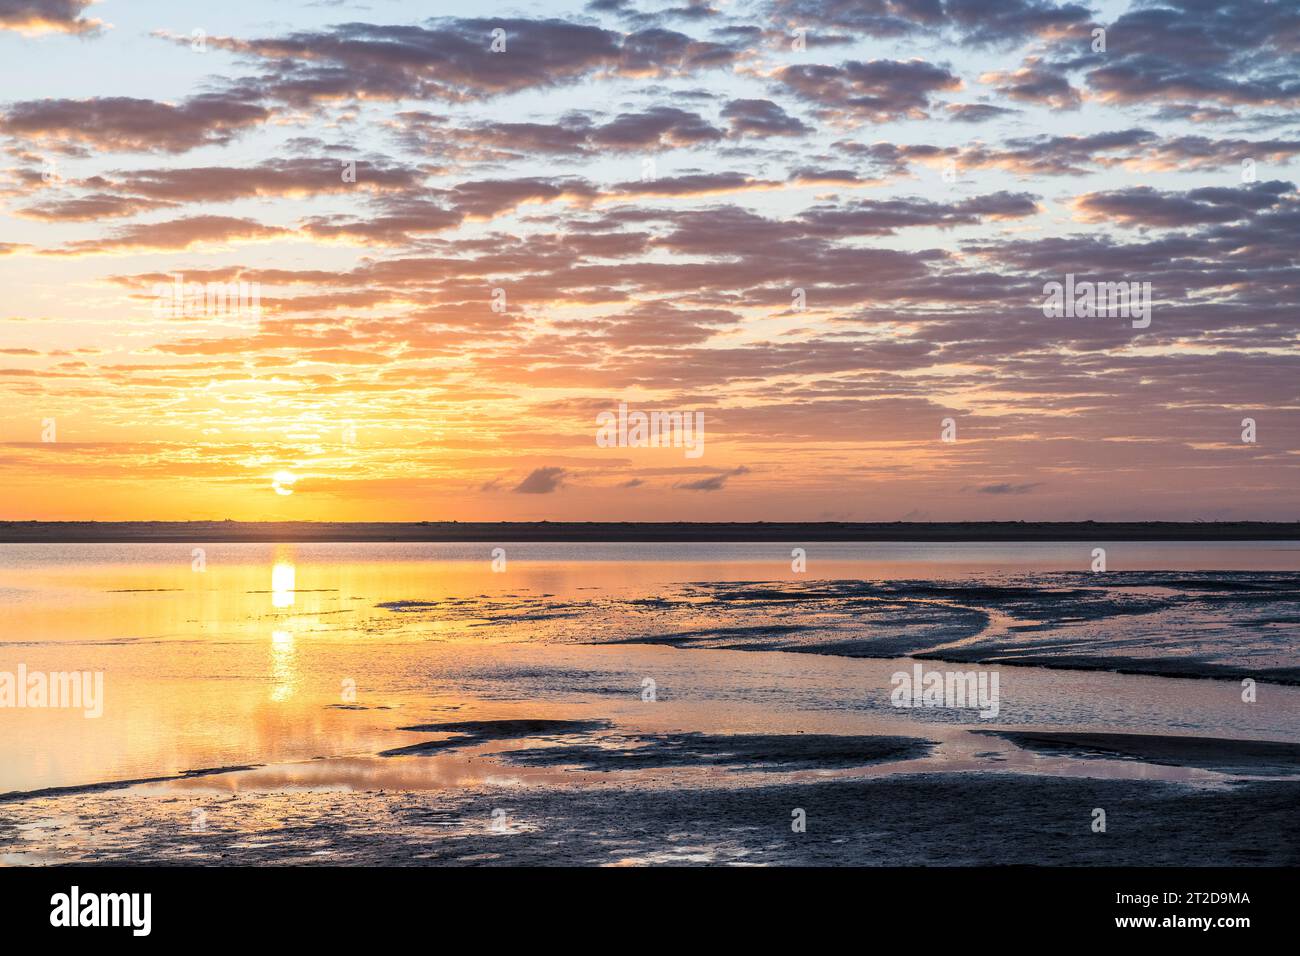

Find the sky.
[{"left": 0, "top": 0, "right": 1296, "bottom": 521}]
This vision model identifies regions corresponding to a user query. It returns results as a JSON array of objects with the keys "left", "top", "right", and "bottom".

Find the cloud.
[
  {"left": 678, "top": 465, "right": 749, "bottom": 491},
  {"left": 1073, "top": 181, "right": 1292, "bottom": 228},
  {"left": 611, "top": 171, "right": 780, "bottom": 199},
  {"left": 172, "top": 19, "right": 739, "bottom": 106},
  {"left": 1064, "top": 0, "right": 1300, "bottom": 109},
  {"left": 945, "top": 102, "right": 1019, "bottom": 122},
  {"left": 592, "top": 106, "right": 723, "bottom": 148},
  {"left": 721, "top": 98, "right": 812, "bottom": 137},
  {"left": 91, "top": 158, "right": 423, "bottom": 204},
  {"left": 562, "top": 301, "right": 741, "bottom": 345},
  {"left": 981, "top": 63, "right": 1081, "bottom": 110},
  {"left": 14, "top": 193, "right": 178, "bottom": 221},
  {"left": 799, "top": 191, "right": 1040, "bottom": 236},
  {"left": 6, "top": 0, "right": 1300, "bottom": 522},
  {"left": 766, "top": 0, "right": 944, "bottom": 39},
  {"left": 850, "top": 129, "right": 1300, "bottom": 179},
  {"left": 298, "top": 199, "right": 464, "bottom": 245},
  {"left": 678, "top": 474, "right": 728, "bottom": 491},
  {"left": 295, "top": 176, "right": 607, "bottom": 245},
  {"left": 766, "top": 0, "right": 1091, "bottom": 46},
  {"left": 395, "top": 107, "right": 724, "bottom": 159},
  {"left": 45, "top": 215, "right": 291, "bottom": 255},
  {"left": 513, "top": 466, "right": 569, "bottom": 493},
  {"left": 619, "top": 26, "right": 738, "bottom": 75},
  {"left": 777, "top": 59, "right": 962, "bottom": 121},
  {"left": 0, "top": 0, "right": 103, "bottom": 36},
  {"left": 0, "top": 95, "right": 270, "bottom": 154},
  {"left": 452, "top": 177, "right": 599, "bottom": 218},
  {"left": 942, "top": 0, "right": 1092, "bottom": 47},
  {"left": 970, "top": 482, "right": 1043, "bottom": 495}
]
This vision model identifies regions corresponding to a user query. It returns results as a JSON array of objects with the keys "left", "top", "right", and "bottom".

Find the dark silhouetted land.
[{"left": 1, "top": 520, "right": 1298, "bottom": 543}]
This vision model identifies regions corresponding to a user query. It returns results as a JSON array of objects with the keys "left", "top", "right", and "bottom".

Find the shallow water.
[{"left": 1, "top": 541, "right": 1297, "bottom": 797}]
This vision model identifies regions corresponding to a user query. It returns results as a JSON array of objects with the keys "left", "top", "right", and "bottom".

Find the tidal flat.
[{"left": 2, "top": 541, "right": 1297, "bottom": 865}]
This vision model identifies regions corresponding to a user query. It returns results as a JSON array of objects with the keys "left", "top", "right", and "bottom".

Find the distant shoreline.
[{"left": 2, "top": 520, "right": 1298, "bottom": 544}]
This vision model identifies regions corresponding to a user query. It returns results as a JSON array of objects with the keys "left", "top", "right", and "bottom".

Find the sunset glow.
[{"left": 0, "top": 0, "right": 1296, "bottom": 522}]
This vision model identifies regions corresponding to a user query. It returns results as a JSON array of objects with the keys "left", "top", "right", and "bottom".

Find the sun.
[{"left": 272, "top": 471, "right": 297, "bottom": 496}]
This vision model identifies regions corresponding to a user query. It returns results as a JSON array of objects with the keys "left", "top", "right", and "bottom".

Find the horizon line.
[{"left": 3, "top": 519, "right": 1299, "bottom": 544}]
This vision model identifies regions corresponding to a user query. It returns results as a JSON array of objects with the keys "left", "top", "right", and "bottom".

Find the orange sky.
[{"left": 1, "top": 2, "right": 1297, "bottom": 521}]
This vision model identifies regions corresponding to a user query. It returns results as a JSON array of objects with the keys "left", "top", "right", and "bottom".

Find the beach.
[{"left": 2, "top": 540, "right": 1298, "bottom": 866}]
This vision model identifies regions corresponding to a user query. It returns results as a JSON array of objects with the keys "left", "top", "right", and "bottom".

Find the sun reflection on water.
[
  {"left": 271, "top": 561, "right": 296, "bottom": 608},
  {"left": 270, "top": 628, "right": 297, "bottom": 702}
]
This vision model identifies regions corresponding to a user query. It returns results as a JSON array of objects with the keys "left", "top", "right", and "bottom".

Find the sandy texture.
[
  {"left": 492, "top": 732, "right": 933, "bottom": 771},
  {"left": 2, "top": 773, "right": 1295, "bottom": 866},
  {"left": 977, "top": 731, "right": 1300, "bottom": 774}
]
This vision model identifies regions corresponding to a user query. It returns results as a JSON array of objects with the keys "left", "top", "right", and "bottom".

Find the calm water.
[{"left": 2, "top": 541, "right": 1298, "bottom": 794}]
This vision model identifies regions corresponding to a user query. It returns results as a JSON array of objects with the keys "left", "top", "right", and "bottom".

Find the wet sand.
[
  {"left": 977, "top": 731, "right": 1300, "bottom": 774},
  {"left": 3, "top": 713, "right": 1299, "bottom": 865},
  {"left": 563, "top": 573, "right": 1300, "bottom": 684},
  {"left": 3, "top": 762, "right": 1296, "bottom": 866},
  {"left": 3, "top": 542, "right": 1297, "bottom": 866}
]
